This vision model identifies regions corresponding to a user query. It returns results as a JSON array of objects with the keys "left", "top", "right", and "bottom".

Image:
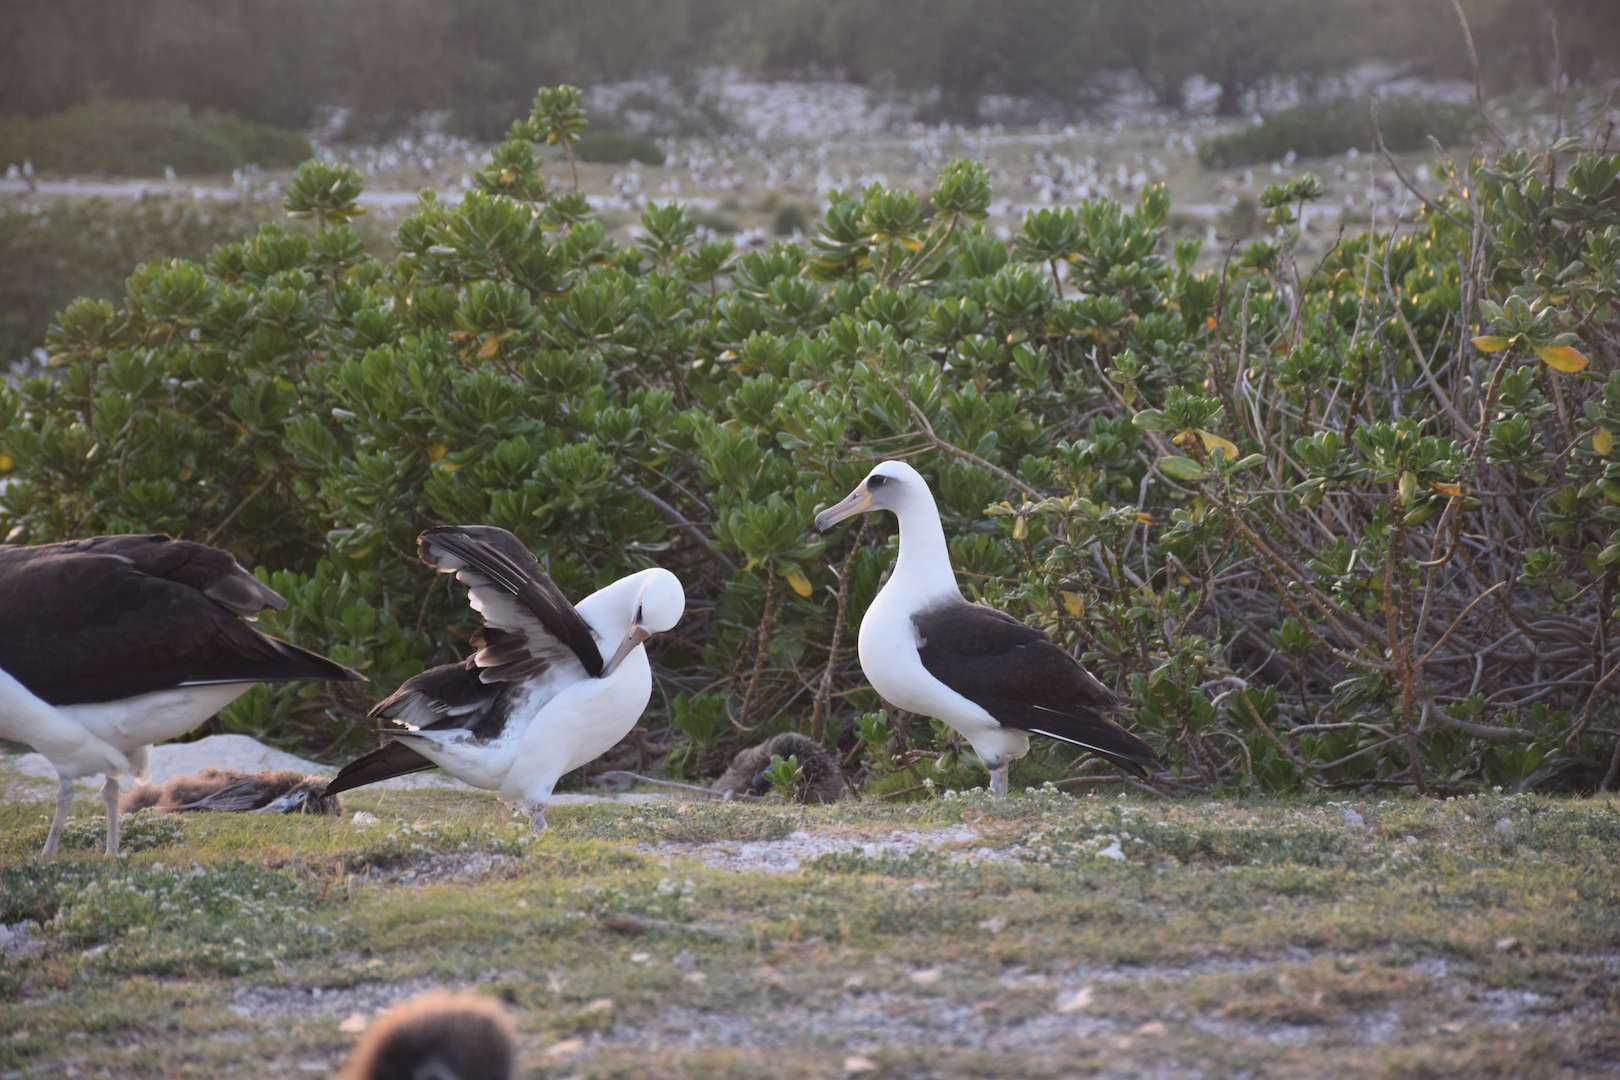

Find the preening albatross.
[
  {"left": 815, "top": 461, "right": 1160, "bottom": 797},
  {"left": 0, "top": 534, "right": 364, "bottom": 855},
  {"left": 325, "top": 526, "right": 685, "bottom": 830}
]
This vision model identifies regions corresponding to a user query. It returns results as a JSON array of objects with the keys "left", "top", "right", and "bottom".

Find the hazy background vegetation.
[{"left": 3, "top": 0, "right": 1617, "bottom": 138}]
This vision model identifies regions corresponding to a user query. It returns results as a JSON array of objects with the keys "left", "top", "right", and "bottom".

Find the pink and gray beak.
[
  {"left": 814, "top": 481, "right": 873, "bottom": 531},
  {"left": 603, "top": 625, "right": 652, "bottom": 676}
]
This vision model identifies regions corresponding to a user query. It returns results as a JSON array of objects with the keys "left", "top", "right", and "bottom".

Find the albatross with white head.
[
  {"left": 325, "top": 526, "right": 685, "bottom": 830},
  {"left": 0, "top": 533, "right": 364, "bottom": 856},
  {"left": 815, "top": 460, "right": 1160, "bottom": 797}
]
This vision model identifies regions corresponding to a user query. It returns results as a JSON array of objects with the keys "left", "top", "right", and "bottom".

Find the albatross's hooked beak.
[
  {"left": 602, "top": 625, "right": 652, "bottom": 676},
  {"left": 814, "top": 482, "right": 872, "bottom": 531}
]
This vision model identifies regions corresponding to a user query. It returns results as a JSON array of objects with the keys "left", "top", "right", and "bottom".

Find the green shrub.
[
  {"left": 572, "top": 129, "right": 665, "bottom": 165},
  {"left": 0, "top": 95, "right": 310, "bottom": 177},
  {"left": 774, "top": 202, "right": 810, "bottom": 235},
  {"left": 4, "top": 89, "right": 1618, "bottom": 798},
  {"left": 1199, "top": 99, "right": 1479, "bottom": 168},
  {"left": 0, "top": 196, "right": 276, "bottom": 367}
]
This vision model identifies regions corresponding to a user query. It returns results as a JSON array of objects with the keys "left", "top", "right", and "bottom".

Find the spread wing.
[
  {"left": 0, "top": 534, "right": 362, "bottom": 706},
  {"left": 417, "top": 526, "right": 602, "bottom": 683},
  {"left": 912, "top": 601, "right": 1159, "bottom": 776},
  {"left": 326, "top": 527, "right": 603, "bottom": 800}
]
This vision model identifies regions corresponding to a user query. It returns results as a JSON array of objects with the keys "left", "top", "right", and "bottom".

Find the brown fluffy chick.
[
  {"left": 711, "top": 733, "right": 844, "bottom": 803},
  {"left": 338, "top": 991, "right": 516, "bottom": 1080},
  {"left": 119, "top": 767, "right": 343, "bottom": 816}
]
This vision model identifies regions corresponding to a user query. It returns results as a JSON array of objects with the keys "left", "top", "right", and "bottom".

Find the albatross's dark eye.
[{"left": 867, "top": 475, "right": 888, "bottom": 488}]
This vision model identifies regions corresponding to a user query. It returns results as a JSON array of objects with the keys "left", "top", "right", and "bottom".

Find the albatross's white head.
[
  {"left": 576, "top": 568, "right": 686, "bottom": 677},
  {"left": 813, "top": 460, "right": 934, "bottom": 531}
]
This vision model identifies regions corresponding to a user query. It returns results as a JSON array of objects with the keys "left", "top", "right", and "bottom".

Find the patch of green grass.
[{"left": 0, "top": 786, "right": 1615, "bottom": 1077}]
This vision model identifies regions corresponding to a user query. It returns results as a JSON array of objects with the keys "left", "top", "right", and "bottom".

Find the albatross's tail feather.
[
  {"left": 325, "top": 741, "right": 439, "bottom": 796},
  {"left": 1017, "top": 705, "right": 1162, "bottom": 777}
]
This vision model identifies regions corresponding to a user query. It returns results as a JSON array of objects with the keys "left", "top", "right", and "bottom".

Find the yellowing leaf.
[
  {"left": 478, "top": 336, "right": 501, "bottom": 359},
  {"left": 1135, "top": 512, "right": 1156, "bottom": 525},
  {"left": 1061, "top": 591, "right": 1084, "bottom": 618},
  {"left": 1471, "top": 335, "right": 1511, "bottom": 352},
  {"left": 179, "top": 466, "right": 193, "bottom": 482},
  {"left": 1594, "top": 428, "right": 1615, "bottom": 456},
  {"left": 1159, "top": 455, "right": 1209, "bottom": 481},
  {"left": 0, "top": 453, "right": 10, "bottom": 472},
  {"left": 1196, "top": 429, "right": 1240, "bottom": 461},
  {"left": 1012, "top": 515, "right": 1028, "bottom": 540},
  {"left": 426, "top": 443, "right": 449, "bottom": 463},
  {"left": 1429, "top": 481, "right": 1463, "bottom": 497},
  {"left": 785, "top": 568, "right": 812, "bottom": 598},
  {"left": 902, "top": 237, "right": 925, "bottom": 251},
  {"left": 438, "top": 461, "right": 465, "bottom": 473},
  {"left": 1534, "top": 345, "right": 1589, "bottom": 373}
]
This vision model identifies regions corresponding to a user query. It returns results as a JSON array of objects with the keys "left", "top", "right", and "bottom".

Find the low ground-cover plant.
[
  {"left": 52, "top": 860, "right": 330, "bottom": 975},
  {"left": 1199, "top": 98, "right": 1479, "bottom": 168},
  {"left": 0, "top": 788, "right": 1613, "bottom": 1077},
  {"left": 3, "top": 86, "right": 1619, "bottom": 796},
  {"left": 0, "top": 95, "right": 311, "bottom": 178}
]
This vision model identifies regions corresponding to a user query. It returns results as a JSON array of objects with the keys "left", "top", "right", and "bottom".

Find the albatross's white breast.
[
  {"left": 855, "top": 590, "right": 1030, "bottom": 765},
  {"left": 504, "top": 643, "right": 653, "bottom": 805},
  {"left": 62, "top": 683, "right": 258, "bottom": 761},
  {"left": 0, "top": 667, "right": 131, "bottom": 779}
]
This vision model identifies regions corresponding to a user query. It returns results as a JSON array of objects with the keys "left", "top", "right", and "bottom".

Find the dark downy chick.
[
  {"left": 338, "top": 991, "right": 516, "bottom": 1080},
  {"left": 712, "top": 733, "right": 845, "bottom": 803},
  {"left": 119, "top": 767, "right": 343, "bottom": 816}
]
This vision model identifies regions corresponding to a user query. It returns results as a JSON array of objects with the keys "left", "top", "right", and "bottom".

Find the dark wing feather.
[
  {"left": 327, "top": 660, "right": 524, "bottom": 797},
  {"left": 368, "top": 660, "right": 513, "bottom": 733},
  {"left": 0, "top": 535, "right": 362, "bottom": 706},
  {"left": 913, "top": 601, "right": 1160, "bottom": 776},
  {"left": 417, "top": 526, "right": 603, "bottom": 679},
  {"left": 176, "top": 777, "right": 268, "bottom": 812},
  {"left": 325, "top": 741, "right": 439, "bottom": 796}
]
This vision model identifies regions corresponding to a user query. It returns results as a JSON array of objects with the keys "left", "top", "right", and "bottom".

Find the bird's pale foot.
[
  {"left": 989, "top": 764, "right": 1009, "bottom": 800},
  {"left": 42, "top": 777, "right": 73, "bottom": 858},
  {"left": 101, "top": 776, "right": 121, "bottom": 856},
  {"left": 529, "top": 804, "right": 548, "bottom": 834}
]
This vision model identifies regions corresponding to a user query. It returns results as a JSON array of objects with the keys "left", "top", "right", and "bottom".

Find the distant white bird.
[
  {"left": 326, "top": 526, "right": 685, "bottom": 830},
  {"left": 337, "top": 990, "right": 515, "bottom": 1080},
  {"left": 0, "top": 534, "right": 364, "bottom": 856},
  {"left": 815, "top": 461, "right": 1160, "bottom": 798}
]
